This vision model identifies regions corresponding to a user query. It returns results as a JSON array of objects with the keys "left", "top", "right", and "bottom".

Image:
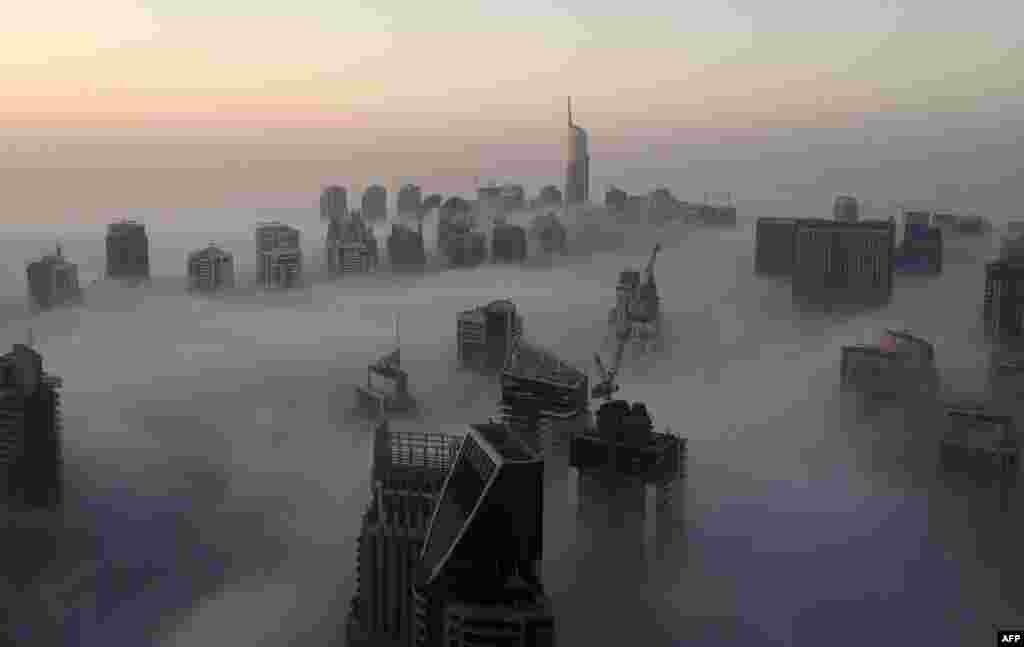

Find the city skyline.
[{"left": 1, "top": 1, "right": 1022, "bottom": 223}]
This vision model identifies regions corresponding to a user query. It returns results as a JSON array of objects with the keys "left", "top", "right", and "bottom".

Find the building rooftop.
[
  {"left": 503, "top": 342, "right": 585, "bottom": 388},
  {"left": 470, "top": 423, "right": 538, "bottom": 463}
]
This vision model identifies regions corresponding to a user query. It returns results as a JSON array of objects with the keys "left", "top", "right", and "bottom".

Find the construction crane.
[
  {"left": 592, "top": 326, "right": 629, "bottom": 401},
  {"left": 643, "top": 244, "right": 661, "bottom": 286}
]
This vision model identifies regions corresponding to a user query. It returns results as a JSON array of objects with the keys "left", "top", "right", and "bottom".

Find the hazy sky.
[{"left": 1, "top": 1, "right": 1022, "bottom": 222}]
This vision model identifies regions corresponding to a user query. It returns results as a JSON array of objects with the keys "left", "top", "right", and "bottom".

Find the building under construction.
[
  {"left": 26, "top": 245, "right": 81, "bottom": 311},
  {"left": 499, "top": 341, "right": 589, "bottom": 452},
  {"left": 346, "top": 422, "right": 463, "bottom": 647},
  {"left": 412, "top": 423, "right": 555, "bottom": 647},
  {"left": 256, "top": 222, "right": 302, "bottom": 288},
  {"left": 105, "top": 220, "right": 150, "bottom": 280},
  {"left": 569, "top": 334, "right": 686, "bottom": 509},
  {"left": 608, "top": 245, "right": 662, "bottom": 351},
  {"left": 791, "top": 219, "right": 896, "bottom": 310},
  {"left": 0, "top": 343, "right": 63, "bottom": 509},
  {"left": 754, "top": 217, "right": 801, "bottom": 276},
  {"left": 983, "top": 261, "right": 1024, "bottom": 339},
  {"left": 186, "top": 244, "right": 234, "bottom": 291},
  {"left": 490, "top": 224, "right": 527, "bottom": 263},
  {"left": 456, "top": 300, "right": 523, "bottom": 373}
]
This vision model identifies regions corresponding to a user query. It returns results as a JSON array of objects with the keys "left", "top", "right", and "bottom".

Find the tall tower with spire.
[{"left": 565, "top": 96, "right": 590, "bottom": 205}]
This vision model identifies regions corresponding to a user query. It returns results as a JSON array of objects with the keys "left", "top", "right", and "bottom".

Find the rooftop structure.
[
  {"left": 500, "top": 341, "right": 589, "bottom": 451},
  {"left": 105, "top": 220, "right": 150, "bottom": 280},
  {"left": 26, "top": 245, "right": 81, "bottom": 310},
  {"left": 840, "top": 329, "right": 938, "bottom": 397},
  {"left": 833, "top": 195, "right": 859, "bottom": 222},
  {"left": 187, "top": 244, "right": 234, "bottom": 291},
  {"left": 792, "top": 218, "right": 896, "bottom": 310},
  {"left": 456, "top": 300, "right": 523, "bottom": 373}
]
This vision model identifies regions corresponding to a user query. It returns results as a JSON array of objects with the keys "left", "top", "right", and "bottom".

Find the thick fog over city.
[
  {"left": 2, "top": 200, "right": 1023, "bottom": 646},
  {"left": 4, "top": 2, "right": 1024, "bottom": 645}
]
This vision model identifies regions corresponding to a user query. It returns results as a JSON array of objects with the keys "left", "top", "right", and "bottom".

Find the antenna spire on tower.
[{"left": 567, "top": 96, "right": 572, "bottom": 126}]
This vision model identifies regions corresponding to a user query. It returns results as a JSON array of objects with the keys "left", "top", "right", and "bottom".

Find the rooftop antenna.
[
  {"left": 567, "top": 96, "right": 573, "bottom": 126},
  {"left": 26, "top": 327, "right": 34, "bottom": 348},
  {"left": 55, "top": 240, "right": 62, "bottom": 258}
]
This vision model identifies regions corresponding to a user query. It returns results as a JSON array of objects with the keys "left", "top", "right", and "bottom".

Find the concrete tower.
[{"left": 565, "top": 97, "right": 590, "bottom": 205}]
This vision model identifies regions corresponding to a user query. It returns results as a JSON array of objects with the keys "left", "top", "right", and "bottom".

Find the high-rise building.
[
  {"left": 500, "top": 341, "right": 588, "bottom": 452},
  {"left": 346, "top": 422, "right": 462, "bottom": 647},
  {"left": 537, "top": 185, "right": 562, "bottom": 207},
  {"left": 362, "top": 185, "right": 388, "bottom": 222},
  {"left": 0, "top": 343, "right": 63, "bottom": 509},
  {"left": 320, "top": 185, "right": 348, "bottom": 222},
  {"left": 105, "top": 220, "right": 150, "bottom": 280},
  {"left": 413, "top": 423, "right": 554, "bottom": 647},
  {"left": 398, "top": 185, "right": 423, "bottom": 217},
  {"left": 26, "top": 245, "right": 81, "bottom": 310},
  {"left": 565, "top": 97, "right": 590, "bottom": 205},
  {"left": 754, "top": 217, "right": 802, "bottom": 276},
  {"left": 605, "top": 186, "right": 627, "bottom": 213},
  {"left": 792, "top": 219, "right": 896, "bottom": 309},
  {"left": 491, "top": 224, "right": 528, "bottom": 264},
  {"left": 456, "top": 300, "right": 523, "bottom": 372},
  {"left": 327, "top": 211, "right": 376, "bottom": 275},
  {"left": 984, "top": 261, "right": 1024, "bottom": 339},
  {"left": 501, "top": 184, "right": 526, "bottom": 211},
  {"left": 255, "top": 222, "right": 302, "bottom": 288},
  {"left": 187, "top": 244, "right": 234, "bottom": 291}
]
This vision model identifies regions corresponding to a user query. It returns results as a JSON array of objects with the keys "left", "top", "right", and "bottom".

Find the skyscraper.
[
  {"left": 346, "top": 422, "right": 462, "bottom": 647},
  {"left": 362, "top": 185, "right": 388, "bottom": 222},
  {"left": 187, "top": 244, "right": 234, "bottom": 291},
  {"left": 565, "top": 97, "right": 590, "bottom": 205},
  {"left": 105, "top": 220, "right": 150, "bottom": 280},
  {"left": 320, "top": 185, "right": 347, "bottom": 222},
  {"left": 0, "top": 343, "right": 63, "bottom": 508},
  {"left": 255, "top": 222, "right": 302, "bottom": 288},
  {"left": 26, "top": 245, "right": 81, "bottom": 310},
  {"left": 398, "top": 185, "right": 423, "bottom": 218},
  {"left": 412, "top": 422, "right": 554, "bottom": 647}
]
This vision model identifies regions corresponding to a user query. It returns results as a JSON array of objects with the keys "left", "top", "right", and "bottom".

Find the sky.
[{"left": 1, "top": 1, "right": 1022, "bottom": 223}]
